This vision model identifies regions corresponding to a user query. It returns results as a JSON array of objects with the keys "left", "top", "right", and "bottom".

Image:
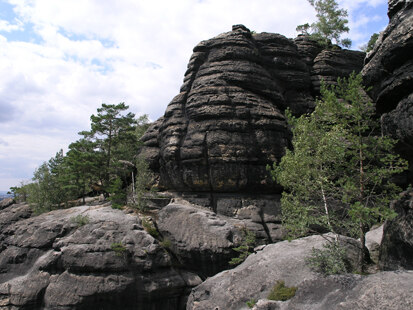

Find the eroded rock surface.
[
  {"left": 380, "top": 189, "right": 413, "bottom": 270},
  {"left": 362, "top": 0, "right": 413, "bottom": 183},
  {"left": 0, "top": 203, "right": 201, "bottom": 310},
  {"left": 186, "top": 234, "right": 413, "bottom": 310},
  {"left": 157, "top": 202, "right": 245, "bottom": 277},
  {"left": 142, "top": 25, "right": 365, "bottom": 194},
  {"left": 186, "top": 234, "right": 360, "bottom": 310}
]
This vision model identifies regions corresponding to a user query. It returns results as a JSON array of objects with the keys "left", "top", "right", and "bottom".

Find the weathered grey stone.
[
  {"left": 283, "top": 271, "right": 413, "bottom": 310},
  {"left": 141, "top": 25, "right": 366, "bottom": 195},
  {"left": 157, "top": 202, "right": 246, "bottom": 277},
  {"left": 253, "top": 299, "right": 281, "bottom": 310},
  {"left": 379, "top": 189, "right": 413, "bottom": 270},
  {"left": 365, "top": 225, "right": 383, "bottom": 264},
  {"left": 311, "top": 49, "right": 365, "bottom": 93},
  {"left": 187, "top": 233, "right": 413, "bottom": 310},
  {"left": 0, "top": 204, "right": 201, "bottom": 309},
  {"left": 0, "top": 198, "right": 15, "bottom": 210},
  {"left": 186, "top": 233, "right": 360, "bottom": 310},
  {"left": 362, "top": 0, "right": 413, "bottom": 184}
]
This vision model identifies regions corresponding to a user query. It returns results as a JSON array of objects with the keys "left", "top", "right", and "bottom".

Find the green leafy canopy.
[{"left": 269, "top": 72, "right": 407, "bottom": 272}]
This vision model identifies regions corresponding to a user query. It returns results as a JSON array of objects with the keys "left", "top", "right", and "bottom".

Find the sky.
[{"left": 0, "top": 0, "right": 389, "bottom": 191}]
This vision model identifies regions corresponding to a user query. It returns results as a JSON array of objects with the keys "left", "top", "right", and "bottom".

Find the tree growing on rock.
[
  {"left": 297, "top": 0, "right": 352, "bottom": 48},
  {"left": 79, "top": 103, "right": 138, "bottom": 192},
  {"left": 269, "top": 73, "right": 407, "bottom": 272}
]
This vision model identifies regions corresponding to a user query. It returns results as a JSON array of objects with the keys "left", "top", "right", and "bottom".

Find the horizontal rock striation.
[
  {"left": 362, "top": 0, "right": 413, "bottom": 184},
  {"left": 0, "top": 203, "right": 201, "bottom": 310},
  {"left": 142, "top": 25, "right": 365, "bottom": 194}
]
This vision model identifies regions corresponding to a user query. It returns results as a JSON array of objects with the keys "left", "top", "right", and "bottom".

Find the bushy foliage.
[
  {"left": 246, "top": 299, "right": 256, "bottom": 308},
  {"left": 132, "top": 156, "right": 154, "bottom": 211},
  {"left": 10, "top": 104, "right": 151, "bottom": 214},
  {"left": 297, "top": 0, "right": 351, "bottom": 48},
  {"left": 229, "top": 228, "right": 256, "bottom": 266},
  {"left": 361, "top": 33, "right": 379, "bottom": 53},
  {"left": 141, "top": 218, "right": 159, "bottom": 238},
  {"left": 108, "top": 177, "right": 127, "bottom": 209},
  {"left": 111, "top": 242, "right": 127, "bottom": 257},
  {"left": 306, "top": 241, "right": 349, "bottom": 275},
  {"left": 71, "top": 214, "right": 90, "bottom": 227},
  {"left": 267, "top": 280, "right": 297, "bottom": 301},
  {"left": 269, "top": 73, "right": 407, "bottom": 271}
]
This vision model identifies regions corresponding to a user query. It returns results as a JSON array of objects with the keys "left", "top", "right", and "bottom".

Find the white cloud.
[{"left": 0, "top": 0, "right": 388, "bottom": 189}]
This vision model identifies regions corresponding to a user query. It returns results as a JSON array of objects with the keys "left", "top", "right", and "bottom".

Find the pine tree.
[{"left": 79, "top": 103, "right": 138, "bottom": 191}]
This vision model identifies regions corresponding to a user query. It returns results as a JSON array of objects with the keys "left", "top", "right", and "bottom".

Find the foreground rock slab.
[
  {"left": 0, "top": 203, "right": 201, "bottom": 310},
  {"left": 186, "top": 234, "right": 413, "bottom": 310}
]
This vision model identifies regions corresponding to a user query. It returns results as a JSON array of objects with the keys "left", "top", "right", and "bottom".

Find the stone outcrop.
[
  {"left": 311, "top": 49, "right": 365, "bottom": 93},
  {"left": 186, "top": 233, "right": 413, "bottom": 310},
  {"left": 156, "top": 198, "right": 284, "bottom": 277},
  {"left": 379, "top": 189, "right": 413, "bottom": 270},
  {"left": 0, "top": 203, "right": 201, "bottom": 309},
  {"left": 157, "top": 202, "right": 245, "bottom": 277},
  {"left": 141, "top": 25, "right": 365, "bottom": 194},
  {"left": 362, "top": 0, "right": 413, "bottom": 184},
  {"left": 0, "top": 198, "right": 15, "bottom": 210}
]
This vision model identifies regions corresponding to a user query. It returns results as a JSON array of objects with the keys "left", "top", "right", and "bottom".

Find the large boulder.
[
  {"left": 157, "top": 198, "right": 284, "bottom": 278},
  {"left": 362, "top": 0, "right": 413, "bottom": 184},
  {"left": 0, "top": 203, "right": 201, "bottom": 310},
  {"left": 186, "top": 234, "right": 360, "bottom": 310},
  {"left": 379, "top": 189, "right": 413, "bottom": 270},
  {"left": 186, "top": 233, "right": 413, "bottom": 310},
  {"left": 142, "top": 25, "right": 365, "bottom": 194},
  {"left": 157, "top": 202, "right": 245, "bottom": 277}
]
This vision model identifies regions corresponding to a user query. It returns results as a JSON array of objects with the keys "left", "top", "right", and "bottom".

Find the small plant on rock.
[
  {"left": 111, "top": 242, "right": 127, "bottom": 257},
  {"left": 267, "top": 280, "right": 297, "bottom": 301},
  {"left": 159, "top": 238, "right": 172, "bottom": 249},
  {"left": 246, "top": 298, "right": 256, "bottom": 308},
  {"left": 306, "top": 241, "right": 349, "bottom": 275},
  {"left": 71, "top": 214, "right": 90, "bottom": 227},
  {"left": 141, "top": 218, "right": 159, "bottom": 238},
  {"left": 229, "top": 228, "right": 256, "bottom": 266}
]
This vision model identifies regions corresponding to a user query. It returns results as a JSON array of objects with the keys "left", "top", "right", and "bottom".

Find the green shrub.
[
  {"left": 246, "top": 298, "right": 256, "bottom": 308},
  {"left": 229, "top": 228, "right": 256, "bottom": 266},
  {"left": 71, "top": 214, "right": 90, "bottom": 227},
  {"left": 111, "top": 242, "right": 127, "bottom": 257},
  {"left": 306, "top": 241, "right": 349, "bottom": 275},
  {"left": 159, "top": 238, "right": 171, "bottom": 249},
  {"left": 141, "top": 218, "right": 159, "bottom": 238},
  {"left": 267, "top": 280, "right": 297, "bottom": 301}
]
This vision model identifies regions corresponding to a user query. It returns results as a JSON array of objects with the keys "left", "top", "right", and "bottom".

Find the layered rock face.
[
  {"left": 0, "top": 203, "right": 201, "bottom": 309},
  {"left": 141, "top": 25, "right": 365, "bottom": 194},
  {"left": 362, "top": 0, "right": 413, "bottom": 184}
]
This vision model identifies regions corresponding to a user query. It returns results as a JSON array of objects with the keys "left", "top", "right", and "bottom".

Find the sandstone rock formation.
[
  {"left": 157, "top": 202, "right": 245, "bottom": 277},
  {"left": 379, "top": 189, "right": 413, "bottom": 270},
  {"left": 141, "top": 25, "right": 365, "bottom": 194},
  {"left": 0, "top": 203, "right": 201, "bottom": 309},
  {"left": 186, "top": 234, "right": 413, "bottom": 310},
  {"left": 362, "top": 0, "right": 413, "bottom": 184},
  {"left": 156, "top": 198, "right": 284, "bottom": 277}
]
